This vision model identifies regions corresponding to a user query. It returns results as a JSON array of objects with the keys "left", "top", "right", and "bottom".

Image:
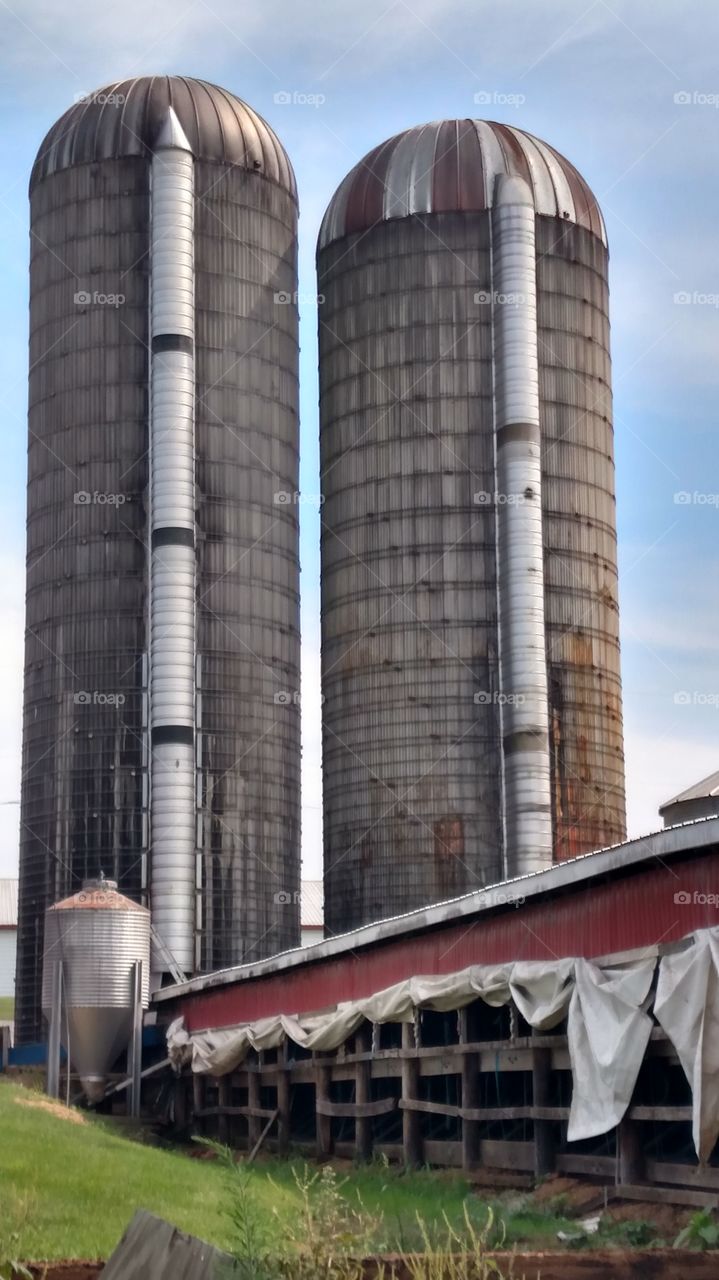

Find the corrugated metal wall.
[
  {"left": 319, "top": 213, "right": 503, "bottom": 935},
  {"left": 17, "top": 157, "right": 149, "bottom": 1042},
  {"left": 319, "top": 211, "right": 626, "bottom": 937},
  {"left": 537, "top": 220, "right": 625, "bottom": 856},
  {"left": 195, "top": 162, "right": 300, "bottom": 968},
  {"left": 169, "top": 847, "right": 719, "bottom": 1034},
  {"left": 16, "top": 154, "right": 300, "bottom": 1041}
]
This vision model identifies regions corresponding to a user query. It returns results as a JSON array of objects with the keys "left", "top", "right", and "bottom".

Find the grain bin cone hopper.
[{"left": 41, "top": 877, "right": 150, "bottom": 1101}]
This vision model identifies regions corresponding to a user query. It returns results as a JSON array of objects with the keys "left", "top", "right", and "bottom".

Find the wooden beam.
[
  {"left": 557, "top": 1153, "right": 616, "bottom": 1178},
  {"left": 247, "top": 1108, "right": 279, "bottom": 1164},
  {"left": 317, "top": 1097, "right": 396, "bottom": 1119},
  {"left": 401, "top": 1022, "right": 422, "bottom": 1168},
  {"left": 247, "top": 1067, "right": 261, "bottom": 1151},
  {"left": 193, "top": 1105, "right": 276, "bottom": 1120},
  {"left": 460, "top": 1008, "right": 480, "bottom": 1173},
  {"left": 398, "top": 1098, "right": 568, "bottom": 1122},
  {"left": 315, "top": 1055, "right": 332, "bottom": 1159},
  {"left": 173, "top": 1074, "right": 189, "bottom": 1134},
  {"left": 617, "top": 1115, "right": 645, "bottom": 1186},
  {"left": 646, "top": 1160, "right": 719, "bottom": 1191},
  {"left": 192, "top": 1074, "right": 206, "bottom": 1136},
  {"left": 355, "top": 1022, "right": 373, "bottom": 1163},
  {"left": 614, "top": 1184, "right": 718, "bottom": 1209},
  {"left": 399, "top": 1097, "right": 460, "bottom": 1119},
  {"left": 478, "top": 1139, "right": 533, "bottom": 1172},
  {"left": 628, "top": 1105, "right": 693, "bottom": 1121},
  {"left": 277, "top": 1039, "right": 290, "bottom": 1157},
  {"left": 217, "top": 1077, "right": 231, "bottom": 1145},
  {"left": 532, "top": 1043, "right": 555, "bottom": 1178}
]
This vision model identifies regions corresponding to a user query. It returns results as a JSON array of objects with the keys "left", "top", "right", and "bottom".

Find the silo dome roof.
[
  {"left": 49, "top": 879, "right": 148, "bottom": 913},
  {"left": 30, "top": 75, "right": 297, "bottom": 200},
  {"left": 318, "top": 119, "right": 605, "bottom": 250}
]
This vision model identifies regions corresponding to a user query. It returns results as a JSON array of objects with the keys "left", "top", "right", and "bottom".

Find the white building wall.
[{"left": 0, "top": 928, "right": 16, "bottom": 998}]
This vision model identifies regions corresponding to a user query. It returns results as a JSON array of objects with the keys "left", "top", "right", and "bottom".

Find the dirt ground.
[
  {"left": 19, "top": 1257, "right": 719, "bottom": 1280},
  {"left": 531, "top": 1173, "right": 691, "bottom": 1238}
]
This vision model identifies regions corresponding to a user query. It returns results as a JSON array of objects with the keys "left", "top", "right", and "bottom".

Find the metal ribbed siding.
[
  {"left": 41, "top": 892, "right": 150, "bottom": 1010},
  {"left": 195, "top": 162, "right": 300, "bottom": 969},
  {"left": 17, "top": 157, "right": 149, "bottom": 1043},
  {"left": 319, "top": 148, "right": 626, "bottom": 935},
  {"left": 167, "top": 846, "right": 719, "bottom": 1033},
  {"left": 537, "top": 220, "right": 625, "bottom": 856},
  {"left": 17, "top": 78, "right": 301, "bottom": 1041},
  {"left": 492, "top": 175, "right": 553, "bottom": 871},
  {"left": 319, "top": 213, "right": 503, "bottom": 934},
  {"left": 148, "top": 121, "right": 197, "bottom": 972}
]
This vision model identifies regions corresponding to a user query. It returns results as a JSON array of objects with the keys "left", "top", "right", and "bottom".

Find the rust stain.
[
  {"left": 434, "top": 817, "right": 464, "bottom": 861},
  {"left": 433, "top": 816, "right": 465, "bottom": 897}
]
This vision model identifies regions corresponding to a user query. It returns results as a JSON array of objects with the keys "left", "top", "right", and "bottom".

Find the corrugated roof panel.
[
  {"left": 30, "top": 77, "right": 297, "bottom": 201},
  {"left": 661, "top": 770, "right": 719, "bottom": 809},
  {"left": 318, "top": 119, "right": 606, "bottom": 250}
]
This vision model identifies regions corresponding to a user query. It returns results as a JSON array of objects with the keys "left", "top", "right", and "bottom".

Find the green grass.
[
  {"left": 0, "top": 1079, "right": 664, "bottom": 1264},
  {"left": 0, "top": 1081, "right": 281, "bottom": 1260},
  {"left": 0, "top": 996, "right": 14, "bottom": 1021}
]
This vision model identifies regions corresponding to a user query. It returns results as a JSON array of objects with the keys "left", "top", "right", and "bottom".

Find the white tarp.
[
  {"left": 655, "top": 929, "right": 719, "bottom": 1160},
  {"left": 166, "top": 949, "right": 666, "bottom": 1142},
  {"left": 566, "top": 959, "right": 655, "bottom": 1141},
  {"left": 167, "top": 931, "right": 719, "bottom": 1151}
]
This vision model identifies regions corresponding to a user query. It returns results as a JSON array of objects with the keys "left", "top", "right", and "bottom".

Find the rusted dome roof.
[
  {"left": 48, "top": 878, "right": 149, "bottom": 914},
  {"left": 30, "top": 75, "right": 297, "bottom": 200},
  {"left": 319, "top": 119, "right": 606, "bottom": 250}
]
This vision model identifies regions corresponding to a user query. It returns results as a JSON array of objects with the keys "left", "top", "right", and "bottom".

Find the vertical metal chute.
[
  {"left": 491, "top": 172, "right": 553, "bottom": 874},
  {"left": 149, "top": 108, "right": 197, "bottom": 973}
]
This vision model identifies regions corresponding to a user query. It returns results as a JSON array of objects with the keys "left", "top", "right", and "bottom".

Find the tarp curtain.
[{"left": 166, "top": 928, "right": 718, "bottom": 1153}]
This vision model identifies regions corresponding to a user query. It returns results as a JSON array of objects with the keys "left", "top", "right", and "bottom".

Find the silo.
[
  {"left": 17, "top": 77, "right": 300, "bottom": 1042},
  {"left": 318, "top": 120, "right": 626, "bottom": 936},
  {"left": 42, "top": 878, "right": 150, "bottom": 1101}
]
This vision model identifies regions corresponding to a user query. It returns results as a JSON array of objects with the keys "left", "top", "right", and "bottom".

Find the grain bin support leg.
[
  {"left": 532, "top": 1044, "right": 555, "bottom": 1177},
  {"left": 46, "top": 959, "right": 63, "bottom": 1101},
  {"left": 401, "top": 1021, "right": 422, "bottom": 1168},
  {"left": 355, "top": 1023, "right": 373, "bottom": 1162},
  {"left": 127, "top": 960, "right": 144, "bottom": 1119},
  {"left": 460, "top": 1009, "right": 480, "bottom": 1172}
]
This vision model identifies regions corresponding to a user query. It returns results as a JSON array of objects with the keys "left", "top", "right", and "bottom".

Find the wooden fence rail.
[{"left": 167, "top": 1002, "right": 717, "bottom": 1204}]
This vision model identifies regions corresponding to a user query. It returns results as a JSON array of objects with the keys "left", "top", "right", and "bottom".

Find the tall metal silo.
[
  {"left": 318, "top": 120, "right": 626, "bottom": 936},
  {"left": 16, "top": 77, "right": 300, "bottom": 1042}
]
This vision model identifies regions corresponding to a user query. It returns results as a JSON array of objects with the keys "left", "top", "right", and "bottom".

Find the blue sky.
[{"left": 0, "top": 0, "right": 717, "bottom": 878}]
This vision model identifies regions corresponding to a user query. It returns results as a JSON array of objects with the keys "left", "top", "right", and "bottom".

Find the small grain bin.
[{"left": 42, "top": 877, "right": 150, "bottom": 1100}]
